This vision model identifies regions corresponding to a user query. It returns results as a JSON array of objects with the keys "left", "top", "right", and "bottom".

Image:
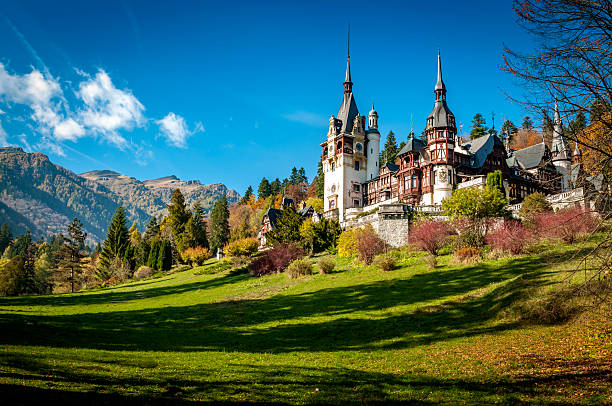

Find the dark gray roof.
[
  {"left": 382, "top": 162, "right": 399, "bottom": 173},
  {"left": 298, "top": 205, "right": 314, "bottom": 217},
  {"left": 398, "top": 135, "right": 426, "bottom": 155},
  {"left": 435, "top": 52, "right": 446, "bottom": 92},
  {"left": 337, "top": 92, "right": 359, "bottom": 134},
  {"left": 264, "top": 208, "right": 281, "bottom": 229},
  {"left": 509, "top": 142, "right": 548, "bottom": 169},
  {"left": 461, "top": 134, "right": 504, "bottom": 168},
  {"left": 427, "top": 100, "right": 454, "bottom": 128}
]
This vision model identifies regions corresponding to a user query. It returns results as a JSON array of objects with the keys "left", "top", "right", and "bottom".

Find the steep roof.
[
  {"left": 509, "top": 142, "right": 548, "bottom": 169},
  {"left": 337, "top": 92, "right": 359, "bottom": 134},
  {"left": 264, "top": 208, "right": 281, "bottom": 229},
  {"left": 398, "top": 135, "right": 426, "bottom": 155},
  {"left": 462, "top": 134, "right": 504, "bottom": 168},
  {"left": 427, "top": 100, "right": 454, "bottom": 128}
]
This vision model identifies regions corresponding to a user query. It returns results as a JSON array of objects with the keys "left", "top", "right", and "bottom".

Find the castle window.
[
  {"left": 411, "top": 174, "right": 417, "bottom": 189},
  {"left": 354, "top": 161, "right": 360, "bottom": 171},
  {"left": 331, "top": 162, "right": 335, "bottom": 171},
  {"left": 353, "top": 184, "right": 360, "bottom": 192},
  {"left": 353, "top": 200, "right": 360, "bottom": 207}
]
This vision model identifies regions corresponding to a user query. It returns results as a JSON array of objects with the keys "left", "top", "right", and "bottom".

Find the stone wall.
[{"left": 342, "top": 203, "right": 412, "bottom": 247}]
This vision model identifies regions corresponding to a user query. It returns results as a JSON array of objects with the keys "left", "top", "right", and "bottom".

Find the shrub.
[
  {"left": 519, "top": 192, "right": 552, "bottom": 223},
  {"left": 224, "top": 238, "right": 259, "bottom": 257},
  {"left": 248, "top": 243, "right": 304, "bottom": 276},
  {"left": 317, "top": 257, "right": 335, "bottom": 274},
  {"left": 409, "top": 219, "right": 453, "bottom": 256},
  {"left": 451, "top": 219, "right": 488, "bottom": 249},
  {"left": 133, "top": 266, "right": 154, "bottom": 279},
  {"left": 286, "top": 259, "right": 313, "bottom": 279},
  {"left": 355, "top": 224, "right": 386, "bottom": 265},
  {"left": 531, "top": 207, "right": 598, "bottom": 244},
  {"left": 337, "top": 229, "right": 357, "bottom": 257},
  {"left": 442, "top": 187, "right": 507, "bottom": 219},
  {"left": 108, "top": 257, "right": 132, "bottom": 281},
  {"left": 453, "top": 247, "right": 481, "bottom": 263},
  {"left": 486, "top": 220, "right": 531, "bottom": 254},
  {"left": 181, "top": 246, "right": 211, "bottom": 266},
  {"left": 157, "top": 241, "right": 173, "bottom": 271},
  {"left": 372, "top": 253, "right": 396, "bottom": 272}
]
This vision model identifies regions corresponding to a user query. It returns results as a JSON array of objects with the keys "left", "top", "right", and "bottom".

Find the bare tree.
[{"left": 502, "top": 0, "right": 611, "bottom": 303}]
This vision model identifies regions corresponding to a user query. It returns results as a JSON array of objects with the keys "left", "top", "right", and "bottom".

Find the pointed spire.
[
  {"left": 435, "top": 50, "right": 446, "bottom": 93},
  {"left": 552, "top": 101, "right": 570, "bottom": 162},
  {"left": 343, "top": 24, "right": 352, "bottom": 94}
]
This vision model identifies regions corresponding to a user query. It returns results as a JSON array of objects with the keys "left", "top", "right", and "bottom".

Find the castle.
[{"left": 321, "top": 52, "right": 587, "bottom": 224}]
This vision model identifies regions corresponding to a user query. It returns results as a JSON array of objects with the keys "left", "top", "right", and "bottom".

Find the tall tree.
[
  {"left": 522, "top": 115, "right": 534, "bottom": 131},
  {"left": 316, "top": 160, "right": 324, "bottom": 200},
  {"left": 501, "top": 119, "right": 518, "bottom": 144},
  {"left": 270, "top": 178, "right": 282, "bottom": 195},
  {"left": 0, "top": 223, "right": 12, "bottom": 255},
  {"left": 143, "top": 217, "right": 160, "bottom": 244},
  {"left": 470, "top": 113, "right": 488, "bottom": 139},
  {"left": 257, "top": 177, "right": 272, "bottom": 199},
  {"left": 240, "top": 186, "right": 254, "bottom": 204},
  {"left": 167, "top": 189, "right": 191, "bottom": 247},
  {"left": 297, "top": 167, "right": 307, "bottom": 183},
  {"left": 128, "top": 222, "right": 141, "bottom": 247},
  {"left": 266, "top": 205, "right": 303, "bottom": 245},
  {"left": 184, "top": 202, "right": 208, "bottom": 249},
  {"left": 209, "top": 195, "right": 230, "bottom": 255},
  {"left": 8, "top": 230, "right": 32, "bottom": 259},
  {"left": 98, "top": 207, "right": 131, "bottom": 279},
  {"left": 380, "top": 130, "right": 399, "bottom": 166},
  {"left": 58, "top": 218, "right": 87, "bottom": 293}
]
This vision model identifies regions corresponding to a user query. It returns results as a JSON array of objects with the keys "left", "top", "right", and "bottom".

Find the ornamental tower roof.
[
  {"left": 552, "top": 102, "right": 570, "bottom": 162},
  {"left": 427, "top": 51, "right": 455, "bottom": 129}
]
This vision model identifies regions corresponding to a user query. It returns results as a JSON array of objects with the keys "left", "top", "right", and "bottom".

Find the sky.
[{"left": 0, "top": 0, "right": 537, "bottom": 194}]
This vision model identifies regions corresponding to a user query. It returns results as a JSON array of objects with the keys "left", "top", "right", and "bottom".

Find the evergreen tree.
[
  {"left": 257, "top": 178, "right": 272, "bottom": 199},
  {"left": 147, "top": 241, "right": 160, "bottom": 269},
  {"left": 289, "top": 167, "right": 299, "bottom": 184},
  {"left": 380, "top": 130, "right": 399, "bottom": 166},
  {"left": 399, "top": 140, "right": 406, "bottom": 151},
  {"left": 157, "top": 240, "right": 173, "bottom": 271},
  {"left": 209, "top": 195, "right": 230, "bottom": 255},
  {"left": 8, "top": 230, "right": 32, "bottom": 259},
  {"left": 240, "top": 186, "right": 254, "bottom": 204},
  {"left": 470, "top": 113, "right": 488, "bottom": 139},
  {"left": 128, "top": 222, "right": 141, "bottom": 247},
  {"left": 316, "top": 160, "right": 324, "bottom": 200},
  {"left": 266, "top": 205, "right": 303, "bottom": 244},
  {"left": 184, "top": 202, "right": 208, "bottom": 249},
  {"left": 167, "top": 189, "right": 191, "bottom": 248},
  {"left": 270, "top": 178, "right": 282, "bottom": 195},
  {"left": 0, "top": 223, "right": 12, "bottom": 254},
  {"left": 58, "top": 218, "right": 87, "bottom": 293},
  {"left": 522, "top": 115, "right": 534, "bottom": 130},
  {"left": 419, "top": 129, "right": 428, "bottom": 143},
  {"left": 135, "top": 238, "right": 150, "bottom": 269},
  {"left": 98, "top": 207, "right": 131, "bottom": 278},
  {"left": 486, "top": 170, "right": 505, "bottom": 195},
  {"left": 143, "top": 217, "right": 160, "bottom": 244},
  {"left": 297, "top": 167, "right": 307, "bottom": 183},
  {"left": 22, "top": 243, "right": 37, "bottom": 294},
  {"left": 501, "top": 119, "right": 518, "bottom": 143},
  {"left": 589, "top": 99, "right": 610, "bottom": 123},
  {"left": 568, "top": 111, "right": 587, "bottom": 138}
]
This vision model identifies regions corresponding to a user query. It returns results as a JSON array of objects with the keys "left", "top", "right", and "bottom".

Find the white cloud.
[
  {"left": 283, "top": 110, "right": 327, "bottom": 127},
  {"left": 37, "top": 137, "right": 66, "bottom": 157},
  {"left": 54, "top": 118, "right": 85, "bottom": 141},
  {"left": 156, "top": 112, "right": 202, "bottom": 148},
  {"left": 77, "top": 69, "right": 145, "bottom": 147}
]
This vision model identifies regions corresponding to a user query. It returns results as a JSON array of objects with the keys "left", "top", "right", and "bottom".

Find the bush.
[
  {"left": 286, "top": 259, "right": 313, "bottom": 279},
  {"left": 453, "top": 247, "right": 481, "bottom": 263},
  {"left": 451, "top": 219, "right": 488, "bottom": 249},
  {"left": 355, "top": 225, "right": 386, "bottom": 265},
  {"left": 317, "top": 257, "right": 335, "bottom": 274},
  {"left": 248, "top": 243, "right": 304, "bottom": 276},
  {"left": 486, "top": 220, "right": 531, "bottom": 254},
  {"left": 224, "top": 238, "right": 259, "bottom": 257},
  {"left": 337, "top": 229, "right": 357, "bottom": 257},
  {"left": 157, "top": 241, "right": 173, "bottom": 271},
  {"left": 519, "top": 192, "right": 552, "bottom": 223},
  {"left": 133, "top": 266, "right": 154, "bottom": 279},
  {"left": 531, "top": 207, "right": 598, "bottom": 244},
  {"left": 373, "top": 253, "right": 396, "bottom": 272},
  {"left": 409, "top": 219, "right": 453, "bottom": 256},
  {"left": 181, "top": 246, "right": 211, "bottom": 266}
]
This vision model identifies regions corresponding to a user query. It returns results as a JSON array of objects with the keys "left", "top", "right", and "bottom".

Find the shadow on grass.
[
  {"left": 1, "top": 353, "right": 608, "bottom": 404},
  {"left": 0, "top": 255, "right": 551, "bottom": 353}
]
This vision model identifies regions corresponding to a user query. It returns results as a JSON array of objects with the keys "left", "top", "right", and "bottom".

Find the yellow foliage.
[{"left": 337, "top": 229, "right": 357, "bottom": 257}]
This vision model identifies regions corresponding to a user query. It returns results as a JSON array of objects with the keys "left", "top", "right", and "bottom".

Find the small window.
[
  {"left": 353, "top": 200, "right": 360, "bottom": 207},
  {"left": 353, "top": 184, "right": 360, "bottom": 192},
  {"left": 331, "top": 162, "right": 335, "bottom": 171},
  {"left": 354, "top": 161, "right": 360, "bottom": 171},
  {"left": 411, "top": 174, "right": 417, "bottom": 188}
]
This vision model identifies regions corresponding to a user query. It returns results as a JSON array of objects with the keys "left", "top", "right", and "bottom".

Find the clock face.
[
  {"left": 329, "top": 145, "right": 334, "bottom": 154},
  {"left": 331, "top": 184, "right": 336, "bottom": 193},
  {"left": 356, "top": 143, "right": 363, "bottom": 151}
]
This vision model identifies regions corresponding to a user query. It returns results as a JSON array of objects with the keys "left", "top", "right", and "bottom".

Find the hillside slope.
[{"left": 0, "top": 244, "right": 608, "bottom": 404}]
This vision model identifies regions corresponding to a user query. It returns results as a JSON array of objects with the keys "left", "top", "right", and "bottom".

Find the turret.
[
  {"left": 366, "top": 104, "right": 380, "bottom": 181},
  {"left": 573, "top": 142, "right": 582, "bottom": 164},
  {"left": 368, "top": 104, "right": 378, "bottom": 130}
]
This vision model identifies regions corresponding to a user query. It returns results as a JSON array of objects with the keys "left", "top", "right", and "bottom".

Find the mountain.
[{"left": 0, "top": 147, "right": 240, "bottom": 243}]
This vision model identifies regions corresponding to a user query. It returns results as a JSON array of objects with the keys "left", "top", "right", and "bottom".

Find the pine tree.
[
  {"left": 257, "top": 178, "right": 271, "bottom": 199},
  {"left": 568, "top": 111, "right": 587, "bottom": 138},
  {"left": 167, "top": 189, "right": 191, "bottom": 248},
  {"left": 522, "top": 115, "right": 534, "bottom": 130},
  {"left": 0, "top": 223, "right": 12, "bottom": 254},
  {"left": 266, "top": 205, "right": 303, "bottom": 244},
  {"left": 128, "top": 222, "right": 141, "bottom": 247},
  {"left": 8, "top": 230, "right": 32, "bottom": 259},
  {"left": 147, "top": 241, "right": 160, "bottom": 269},
  {"left": 316, "top": 160, "right": 324, "bottom": 200},
  {"left": 98, "top": 207, "right": 130, "bottom": 278},
  {"left": 240, "top": 186, "right": 254, "bottom": 204},
  {"left": 470, "top": 114, "right": 488, "bottom": 139},
  {"left": 58, "top": 218, "right": 87, "bottom": 292},
  {"left": 289, "top": 167, "right": 299, "bottom": 184},
  {"left": 380, "top": 130, "right": 399, "bottom": 166},
  {"left": 501, "top": 119, "right": 518, "bottom": 144},
  {"left": 270, "top": 178, "right": 282, "bottom": 195},
  {"left": 297, "top": 167, "right": 307, "bottom": 183},
  {"left": 143, "top": 217, "right": 160, "bottom": 244},
  {"left": 184, "top": 202, "right": 208, "bottom": 249},
  {"left": 209, "top": 195, "right": 230, "bottom": 255},
  {"left": 157, "top": 240, "right": 172, "bottom": 271}
]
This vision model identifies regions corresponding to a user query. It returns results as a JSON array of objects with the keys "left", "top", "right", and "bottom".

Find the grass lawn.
[{"left": 0, "top": 240, "right": 610, "bottom": 404}]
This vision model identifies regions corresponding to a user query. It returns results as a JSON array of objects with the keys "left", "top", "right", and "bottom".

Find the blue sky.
[{"left": 0, "top": 0, "right": 535, "bottom": 194}]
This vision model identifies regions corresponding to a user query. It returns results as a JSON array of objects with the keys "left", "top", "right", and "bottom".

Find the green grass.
[{"left": 0, "top": 240, "right": 610, "bottom": 404}]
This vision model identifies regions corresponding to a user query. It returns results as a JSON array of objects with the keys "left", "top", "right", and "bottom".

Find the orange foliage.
[
  {"left": 577, "top": 119, "right": 612, "bottom": 177},
  {"left": 510, "top": 129, "right": 543, "bottom": 150}
]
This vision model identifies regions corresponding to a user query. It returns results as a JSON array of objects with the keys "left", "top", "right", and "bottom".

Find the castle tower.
[
  {"left": 551, "top": 102, "right": 572, "bottom": 191},
  {"left": 573, "top": 142, "right": 582, "bottom": 164},
  {"left": 321, "top": 50, "right": 368, "bottom": 222},
  {"left": 366, "top": 104, "right": 381, "bottom": 180},
  {"left": 424, "top": 51, "right": 456, "bottom": 205}
]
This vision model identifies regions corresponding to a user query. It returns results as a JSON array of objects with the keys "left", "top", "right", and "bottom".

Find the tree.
[
  {"left": 240, "top": 186, "right": 254, "bottom": 205},
  {"left": 0, "top": 256, "right": 25, "bottom": 296},
  {"left": 443, "top": 187, "right": 507, "bottom": 220},
  {"left": 501, "top": 119, "right": 518, "bottom": 144},
  {"left": 541, "top": 111, "right": 554, "bottom": 146},
  {"left": 209, "top": 195, "right": 230, "bottom": 255},
  {"left": 380, "top": 130, "right": 399, "bottom": 166},
  {"left": 510, "top": 128, "right": 543, "bottom": 150},
  {"left": 257, "top": 178, "right": 272, "bottom": 199},
  {"left": 522, "top": 116, "right": 534, "bottom": 131},
  {"left": 519, "top": 192, "right": 553, "bottom": 223},
  {"left": 470, "top": 114, "right": 488, "bottom": 139},
  {"left": 7, "top": 230, "right": 32, "bottom": 259},
  {"left": 0, "top": 223, "right": 12, "bottom": 255},
  {"left": 184, "top": 202, "right": 208, "bottom": 249},
  {"left": 157, "top": 240, "right": 173, "bottom": 271},
  {"left": 58, "top": 218, "right": 87, "bottom": 293},
  {"left": 143, "top": 217, "right": 160, "bottom": 244},
  {"left": 128, "top": 222, "right": 141, "bottom": 247},
  {"left": 270, "top": 178, "right": 282, "bottom": 196},
  {"left": 147, "top": 241, "right": 160, "bottom": 269},
  {"left": 266, "top": 205, "right": 303, "bottom": 245},
  {"left": 299, "top": 218, "right": 341, "bottom": 255},
  {"left": 98, "top": 207, "right": 131, "bottom": 279},
  {"left": 167, "top": 189, "right": 191, "bottom": 249},
  {"left": 486, "top": 170, "right": 504, "bottom": 195}
]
